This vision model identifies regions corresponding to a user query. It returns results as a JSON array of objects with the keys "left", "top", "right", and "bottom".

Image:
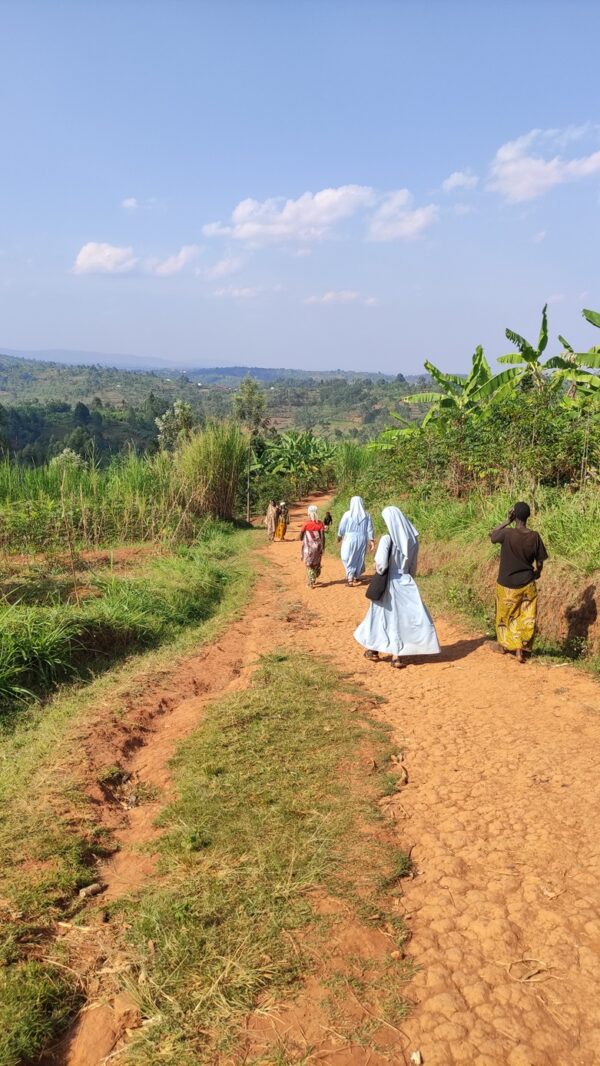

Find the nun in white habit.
[
  {"left": 354, "top": 506, "right": 440, "bottom": 668},
  {"left": 337, "top": 496, "right": 375, "bottom": 586}
]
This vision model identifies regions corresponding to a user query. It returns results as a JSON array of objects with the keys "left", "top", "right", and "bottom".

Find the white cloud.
[
  {"left": 120, "top": 195, "right": 157, "bottom": 210},
  {"left": 369, "top": 191, "right": 439, "bottom": 241},
  {"left": 74, "top": 242, "right": 198, "bottom": 276},
  {"left": 203, "top": 184, "right": 375, "bottom": 244},
  {"left": 213, "top": 286, "right": 262, "bottom": 299},
  {"left": 488, "top": 127, "right": 600, "bottom": 202},
  {"left": 204, "top": 256, "right": 244, "bottom": 280},
  {"left": 532, "top": 229, "right": 546, "bottom": 243},
  {"left": 73, "top": 242, "right": 138, "bottom": 274},
  {"left": 149, "top": 244, "right": 199, "bottom": 277},
  {"left": 442, "top": 168, "right": 479, "bottom": 192},
  {"left": 305, "top": 290, "right": 377, "bottom": 306}
]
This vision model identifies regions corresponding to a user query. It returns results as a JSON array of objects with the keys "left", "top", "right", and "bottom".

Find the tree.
[
  {"left": 477, "top": 305, "right": 600, "bottom": 402},
  {"left": 233, "top": 377, "right": 268, "bottom": 434},
  {"left": 155, "top": 401, "right": 196, "bottom": 449},
  {"left": 399, "top": 346, "right": 492, "bottom": 426},
  {"left": 74, "top": 401, "right": 91, "bottom": 424},
  {"left": 233, "top": 378, "right": 269, "bottom": 521}
]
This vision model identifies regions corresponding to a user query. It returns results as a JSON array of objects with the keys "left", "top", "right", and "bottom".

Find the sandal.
[
  {"left": 364, "top": 650, "right": 379, "bottom": 661},
  {"left": 390, "top": 659, "right": 406, "bottom": 670}
]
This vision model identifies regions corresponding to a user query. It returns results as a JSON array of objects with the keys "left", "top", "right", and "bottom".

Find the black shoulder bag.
[{"left": 365, "top": 541, "right": 392, "bottom": 602}]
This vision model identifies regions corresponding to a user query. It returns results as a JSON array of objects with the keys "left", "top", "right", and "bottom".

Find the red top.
[{"left": 301, "top": 520, "right": 325, "bottom": 533}]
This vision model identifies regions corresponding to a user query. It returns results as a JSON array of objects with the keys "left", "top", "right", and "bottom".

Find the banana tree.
[
  {"left": 261, "top": 431, "right": 334, "bottom": 494},
  {"left": 398, "top": 345, "right": 492, "bottom": 426},
  {"left": 477, "top": 304, "right": 600, "bottom": 401}
]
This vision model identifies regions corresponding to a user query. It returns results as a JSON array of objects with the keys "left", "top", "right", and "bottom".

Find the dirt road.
[
  {"left": 56, "top": 495, "right": 600, "bottom": 1066},
  {"left": 266, "top": 498, "right": 600, "bottom": 1066}
]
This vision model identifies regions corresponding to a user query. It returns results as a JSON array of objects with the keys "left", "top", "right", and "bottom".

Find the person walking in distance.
[
  {"left": 337, "top": 496, "right": 375, "bottom": 587},
  {"left": 264, "top": 499, "right": 278, "bottom": 542},
  {"left": 274, "top": 501, "right": 289, "bottom": 541},
  {"left": 299, "top": 505, "right": 325, "bottom": 588}
]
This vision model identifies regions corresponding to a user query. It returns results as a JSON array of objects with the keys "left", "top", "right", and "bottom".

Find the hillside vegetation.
[
  {"left": 334, "top": 304, "right": 600, "bottom": 666},
  {"left": 0, "top": 352, "right": 424, "bottom": 461}
]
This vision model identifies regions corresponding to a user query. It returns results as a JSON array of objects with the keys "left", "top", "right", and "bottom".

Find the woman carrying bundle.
[
  {"left": 274, "top": 501, "right": 289, "bottom": 541},
  {"left": 264, "top": 499, "right": 278, "bottom": 542},
  {"left": 355, "top": 506, "right": 440, "bottom": 668},
  {"left": 337, "top": 496, "right": 375, "bottom": 586},
  {"left": 300, "top": 505, "right": 325, "bottom": 588}
]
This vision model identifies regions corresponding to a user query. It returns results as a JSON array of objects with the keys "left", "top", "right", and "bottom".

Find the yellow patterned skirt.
[{"left": 495, "top": 581, "right": 538, "bottom": 652}]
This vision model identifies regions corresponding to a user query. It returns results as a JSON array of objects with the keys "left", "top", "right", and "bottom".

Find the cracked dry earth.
[
  {"left": 264, "top": 498, "right": 600, "bottom": 1066},
  {"left": 53, "top": 496, "right": 600, "bottom": 1066}
]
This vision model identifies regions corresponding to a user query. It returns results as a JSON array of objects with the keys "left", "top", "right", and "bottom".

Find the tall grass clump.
[
  {"left": 0, "top": 423, "right": 250, "bottom": 551},
  {"left": 175, "top": 421, "right": 249, "bottom": 520}
]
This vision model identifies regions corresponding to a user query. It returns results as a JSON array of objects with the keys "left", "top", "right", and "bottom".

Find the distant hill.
[
  {"left": 1, "top": 347, "right": 412, "bottom": 382},
  {"left": 0, "top": 350, "right": 427, "bottom": 449}
]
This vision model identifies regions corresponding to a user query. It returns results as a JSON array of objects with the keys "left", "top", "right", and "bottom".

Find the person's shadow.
[
  {"left": 564, "top": 585, "right": 597, "bottom": 658},
  {"left": 386, "top": 636, "right": 488, "bottom": 667}
]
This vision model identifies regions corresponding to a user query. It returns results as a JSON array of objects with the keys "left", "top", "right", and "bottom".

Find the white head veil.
[
  {"left": 349, "top": 496, "right": 367, "bottom": 522},
  {"left": 308, "top": 505, "right": 318, "bottom": 519},
  {"left": 381, "top": 506, "right": 418, "bottom": 559}
]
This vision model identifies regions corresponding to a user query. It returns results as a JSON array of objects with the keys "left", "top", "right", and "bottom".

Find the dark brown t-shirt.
[{"left": 492, "top": 527, "right": 548, "bottom": 589}]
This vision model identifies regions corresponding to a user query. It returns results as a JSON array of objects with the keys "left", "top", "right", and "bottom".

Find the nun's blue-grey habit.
[
  {"left": 337, "top": 496, "right": 374, "bottom": 582},
  {"left": 354, "top": 506, "right": 440, "bottom": 657}
]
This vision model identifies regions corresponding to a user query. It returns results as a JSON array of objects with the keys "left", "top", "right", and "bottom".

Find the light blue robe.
[
  {"left": 354, "top": 533, "right": 440, "bottom": 657},
  {"left": 337, "top": 510, "right": 374, "bottom": 581}
]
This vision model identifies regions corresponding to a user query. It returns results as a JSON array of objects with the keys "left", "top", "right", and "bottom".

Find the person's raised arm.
[{"left": 490, "top": 508, "right": 515, "bottom": 544}]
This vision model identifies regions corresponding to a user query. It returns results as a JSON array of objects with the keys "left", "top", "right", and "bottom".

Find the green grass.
[
  {"left": 0, "top": 423, "right": 251, "bottom": 552},
  {"left": 117, "top": 652, "right": 410, "bottom": 1064},
  {"left": 0, "top": 963, "right": 81, "bottom": 1066},
  {"left": 0, "top": 526, "right": 257, "bottom": 1061},
  {"left": 0, "top": 522, "right": 246, "bottom": 717}
]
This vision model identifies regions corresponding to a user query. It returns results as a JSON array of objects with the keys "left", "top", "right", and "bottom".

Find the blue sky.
[{"left": 1, "top": 0, "right": 600, "bottom": 372}]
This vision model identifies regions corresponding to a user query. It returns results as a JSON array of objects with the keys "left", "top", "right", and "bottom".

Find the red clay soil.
[{"left": 44, "top": 496, "right": 600, "bottom": 1066}]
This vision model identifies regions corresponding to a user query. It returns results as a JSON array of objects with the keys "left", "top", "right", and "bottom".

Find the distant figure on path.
[
  {"left": 274, "top": 501, "right": 289, "bottom": 541},
  {"left": 300, "top": 504, "right": 325, "bottom": 588},
  {"left": 265, "top": 499, "right": 278, "bottom": 541},
  {"left": 490, "top": 502, "right": 548, "bottom": 663},
  {"left": 337, "top": 496, "right": 375, "bottom": 586},
  {"left": 323, "top": 510, "right": 333, "bottom": 533},
  {"left": 354, "top": 506, "right": 440, "bottom": 668}
]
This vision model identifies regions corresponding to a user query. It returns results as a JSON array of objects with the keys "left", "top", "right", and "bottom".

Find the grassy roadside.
[
  {"left": 112, "top": 652, "right": 411, "bottom": 1065},
  {"left": 0, "top": 526, "right": 258, "bottom": 1066}
]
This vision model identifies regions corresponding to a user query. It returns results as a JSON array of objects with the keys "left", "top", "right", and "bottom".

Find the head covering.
[
  {"left": 513, "top": 501, "right": 530, "bottom": 522},
  {"left": 280, "top": 500, "right": 286, "bottom": 507},
  {"left": 308, "top": 505, "right": 318, "bottom": 519},
  {"left": 381, "top": 506, "right": 418, "bottom": 559},
  {"left": 349, "top": 496, "right": 367, "bottom": 522}
]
